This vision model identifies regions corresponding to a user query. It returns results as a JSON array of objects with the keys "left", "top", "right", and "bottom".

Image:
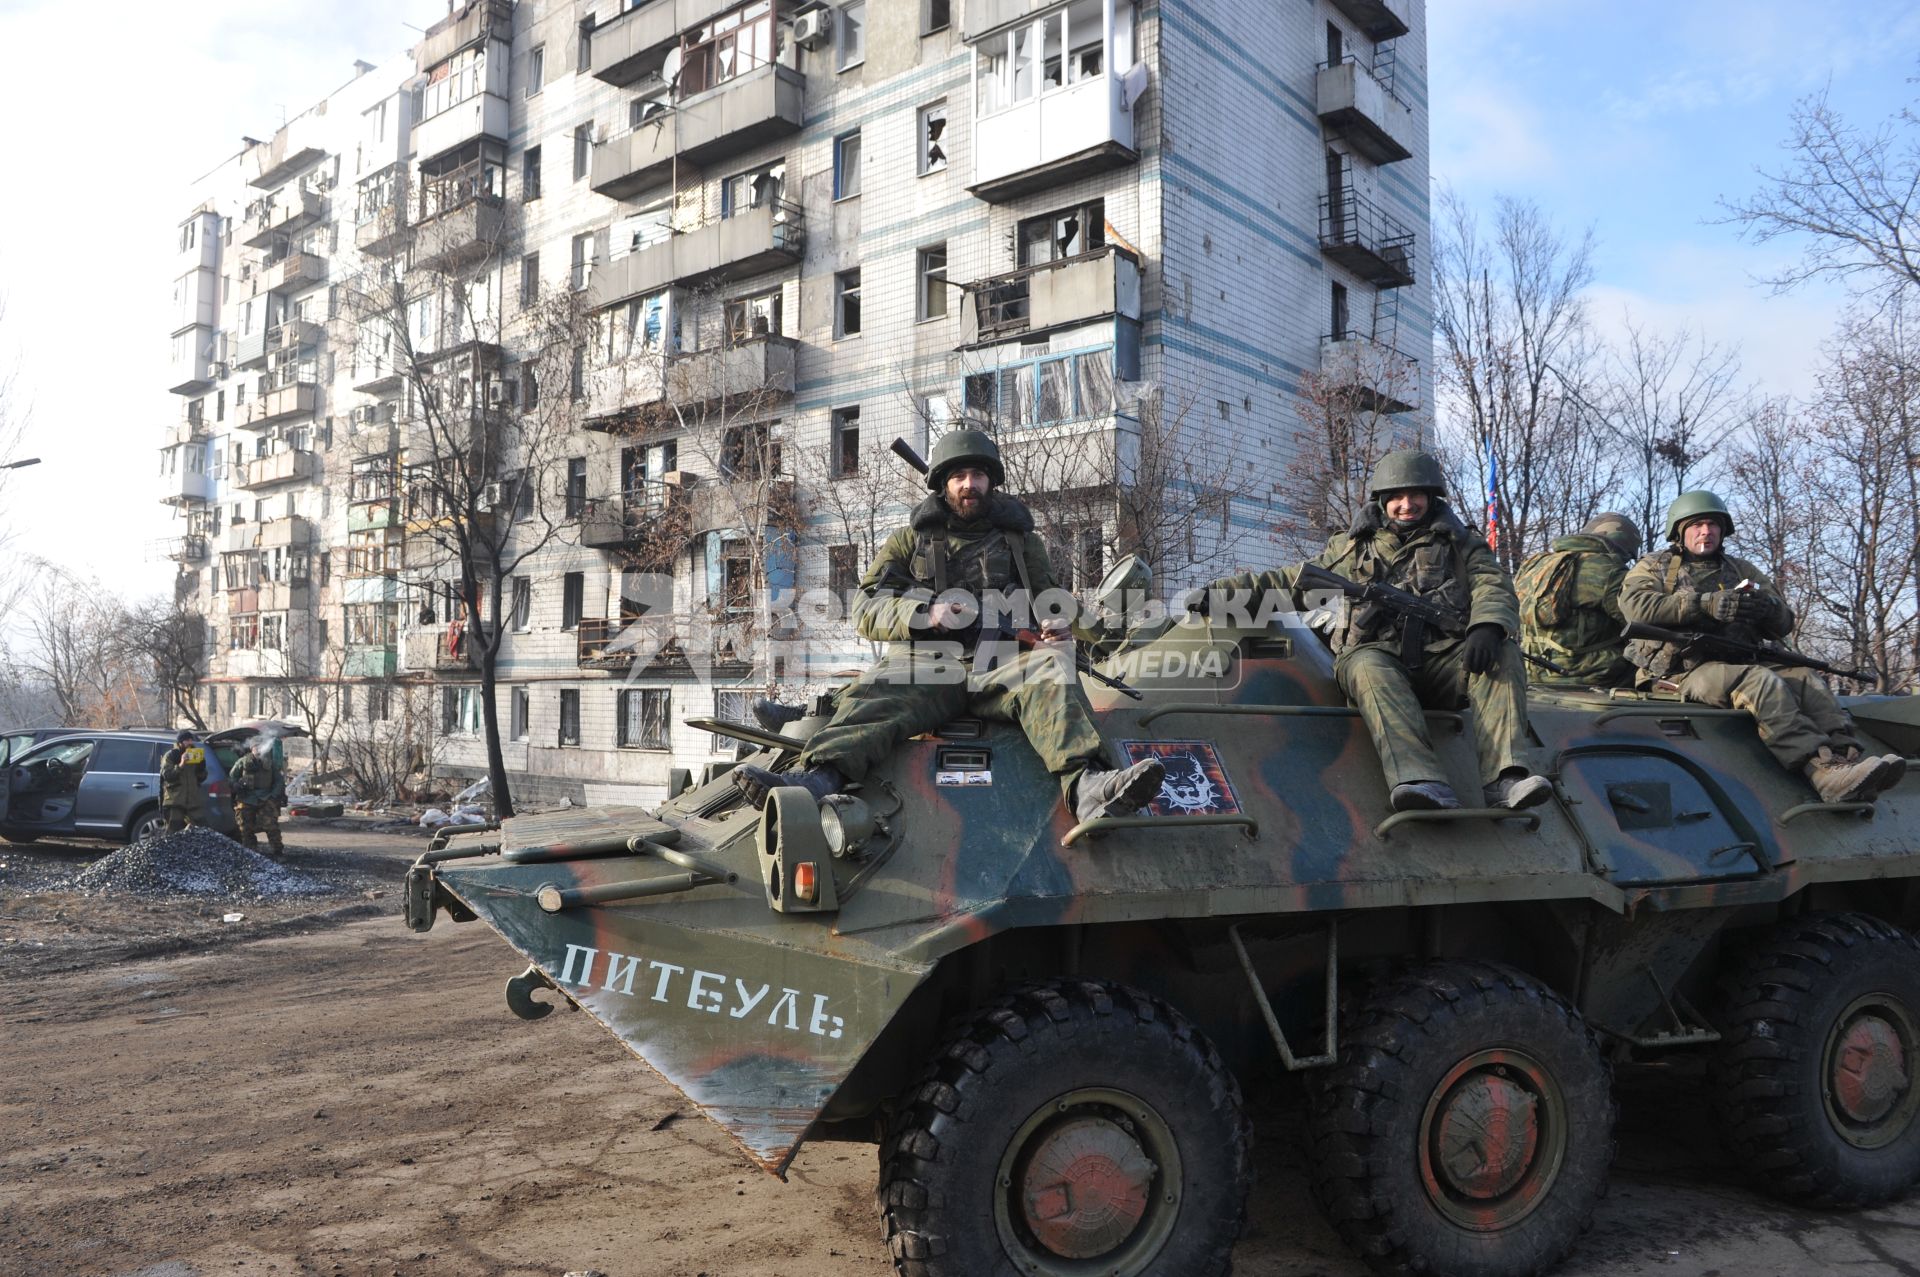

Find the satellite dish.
[{"left": 661, "top": 47, "right": 683, "bottom": 89}]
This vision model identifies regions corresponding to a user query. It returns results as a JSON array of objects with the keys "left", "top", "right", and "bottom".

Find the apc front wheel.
[
  {"left": 877, "top": 980, "right": 1250, "bottom": 1277},
  {"left": 1308, "top": 961, "right": 1616, "bottom": 1277},
  {"left": 1714, "top": 913, "right": 1920, "bottom": 1207}
]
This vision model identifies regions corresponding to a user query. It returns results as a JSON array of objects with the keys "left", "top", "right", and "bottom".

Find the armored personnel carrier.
[{"left": 405, "top": 588, "right": 1920, "bottom": 1277}]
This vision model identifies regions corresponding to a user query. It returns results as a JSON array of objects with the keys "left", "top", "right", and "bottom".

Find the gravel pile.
[{"left": 66, "top": 828, "right": 337, "bottom": 900}]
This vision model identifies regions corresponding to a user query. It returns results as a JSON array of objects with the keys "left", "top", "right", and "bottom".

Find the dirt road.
[{"left": 4, "top": 830, "right": 1920, "bottom": 1277}]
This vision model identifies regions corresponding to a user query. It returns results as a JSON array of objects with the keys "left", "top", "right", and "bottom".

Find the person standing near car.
[
  {"left": 159, "top": 730, "right": 208, "bottom": 833},
  {"left": 231, "top": 745, "right": 286, "bottom": 857}
]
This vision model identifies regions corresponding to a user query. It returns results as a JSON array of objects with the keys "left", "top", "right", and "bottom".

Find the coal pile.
[{"left": 66, "top": 828, "right": 336, "bottom": 900}]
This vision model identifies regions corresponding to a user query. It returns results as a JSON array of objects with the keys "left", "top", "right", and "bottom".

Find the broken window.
[
  {"left": 835, "top": 269, "right": 862, "bottom": 337},
  {"left": 831, "top": 406, "right": 860, "bottom": 478},
  {"left": 679, "top": 1, "right": 774, "bottom": 98},
  {"left": 558, "top": 688, "right": 581, "bottom": 745},
  {"left": 1017, "top": 199, "right": 1105, "bottom": 267},
  {"left": 918, "top": 245, "right": 949, "bottom": 320},
  {"left": 561, "top": 573, "right": 584, "bottom": 630},
  {"left": 724, "top": 290, "right": 782, "bottom": 343},
  {"left": 918, "top": 102, "right": 947, "bottom": 175},
  {"left": 722, "top": 161, "right": 785, "bottom": 217}
]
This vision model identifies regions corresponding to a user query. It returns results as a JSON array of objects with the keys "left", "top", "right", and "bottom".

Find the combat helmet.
[
  {"left": 926, "top": 428, "right": 1005, "bottom": 491},
  {"left": 1663, "top": 490, "right": 1734, "bottom": 544},
  {"left": 1368, "top": 449, "right": 1447, "bottom": 500},
  {"left": 1581, "top": 511, "right": 1642, "bottom": 559}
]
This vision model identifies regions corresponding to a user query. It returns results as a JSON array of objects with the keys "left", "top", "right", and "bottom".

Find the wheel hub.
[
  {"left": 1832, "top": 1014, "right": 1908, "bottom": 1125},
  {"left": 1419, "top": 1049, "right": 1564, "bottom": 1232},
  {"left": 1019, "top": 1116, "right": 1154, "bottom": 1259}
]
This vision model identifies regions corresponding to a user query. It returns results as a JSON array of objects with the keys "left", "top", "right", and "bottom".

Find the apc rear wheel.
[
  {"left": 877, "top": 980, "right": 1249, "bottom": 1277},
  {"left": 1307, "top": 961, "right": 1616, "bottom": 1277},
  {"left": 1713, "top": 913, "right": 1920, "bottom": 1207}
]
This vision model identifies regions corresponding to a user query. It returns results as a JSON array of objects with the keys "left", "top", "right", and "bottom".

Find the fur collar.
[{"left": 911, "top": 490, "right": 1034, "bottom": 534}]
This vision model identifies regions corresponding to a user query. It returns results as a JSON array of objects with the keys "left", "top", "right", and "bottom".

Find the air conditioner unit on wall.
[
  {"left": 478, "top": 482, "right": 503, "bottom": 512},
  {"left": 793, "top": 8, "right": 832, "bottom": 49}
]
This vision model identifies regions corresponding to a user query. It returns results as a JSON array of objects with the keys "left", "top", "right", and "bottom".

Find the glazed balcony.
[
  {"left": 232, "top": 328, "right": 272, "bottom": 370},
  {"left": 342, "top": 574, "right": 403, "bottom": 604},
  {"left": 589, "top": 201, "right": 803, "bottom": 308},
  {"left": 968, "top": 5, "right": 1137, "bottom": 204},
  {"left": 1319, "top": 191, "right": 1415, "bottom": 289},
  {"left": 1319, "top": 336, "right": 1421, "bottom": 415},
  {"left": 168, "top": 326, "right": 217, "bottom": 395},
  {"left": 590, "top": 64, "right": 805, "bottom": 200},
  {"left": 241, "top": 188, "right": 326, "bottom": 249},
  {"left": 963, "top": 245, "right": 1142, "bottom": 346},
  {"left": 415, "top": 0, "right": 513, "bottom": 71},
  {"left": 236, "top": 449, "right": 316, "bottom": 491},
  {"left": 404, "top": 624, "right": 488, "bottom": 671},
  {"left": 344, "top": 646, "right": 400, "bottom": 677},
  {"left": 238, "top": 382, "right": 317, "bottom": 430},
  {"left": 412, "top": 196, "right": 506, "bottom": 273},
  {"left": 412, "top": 91, "right": 509, "bottom": 168},
  {"left": 583, "top": 336, "right": 796, "bottom": 430},
  {"left": 159, "top": 447, "right": 215, "bottom": 505},
  {"left": 356, "top": 165, "right": 413, "bottom": 258},
  {"left": 1327, "top": 0, "right": 1410, "bottom": 40},
  {"left": 591, "top": 0, "right": 758, "bottom": 85},
  {"left": 1316, "top": 58, "right": 1413, "bottom": 165},
  {"left": 248, "top": 252, "right": 326, "bottom": 298}
]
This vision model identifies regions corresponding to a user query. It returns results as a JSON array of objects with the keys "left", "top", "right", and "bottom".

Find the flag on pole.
[{"left": 1485, "top": 445, "right": 1500, "bottom": 551}]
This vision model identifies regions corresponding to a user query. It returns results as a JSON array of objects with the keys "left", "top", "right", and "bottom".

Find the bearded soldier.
[
  {"left": 733, "top": 429, "right": 1165, "bottom": 826},
  {"left": 1514, "top": 513, "right": 1640, "bottom": 688},
  {"left": 1620, "top": 490, "right": 1904, "bottom": 804},
  {"left": 1204, "top": 450, "right": 1553, "bottom": 814}
]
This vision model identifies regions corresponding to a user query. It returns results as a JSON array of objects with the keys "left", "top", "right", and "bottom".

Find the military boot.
[
  {"left": 1390, "top": 781, "right": 1461, "bottom": 812},
  {"left": 1483, "top": 770, "right": 1554, "bottom": 811},
  {"left": 751, "top": 698, "right": 806, "bottom": 732},
  {"left": 1071, "top": 759, "right": 1167, "bottom": 824},
  {"left": 1840, "top": 746, "right": 1908, "bottom": 797},
  {"left": 1803, "top": 747, "right": 1898, "bottom": 804},
  {"left": 733, "top": 763, "right": 845, "bottom": 810}
]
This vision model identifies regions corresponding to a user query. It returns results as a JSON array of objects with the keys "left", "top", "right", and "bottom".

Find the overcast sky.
[{"left": 0, "top": 0, "right": 1914, "bottom": 598}]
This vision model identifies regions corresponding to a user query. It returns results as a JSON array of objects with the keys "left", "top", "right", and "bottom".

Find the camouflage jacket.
[
  {"left": 1515, "top": 533, "right": 1632, "bottom": 685},
  {"left": 159, "top": 746, "right": 208, "bottom": 815},
  {"left": 1214, "top": 500, "right": 1519, "bottom": 657},
  {"left": 852, "top": 492, "right": 1059, "bottom": 649},
  {"left": 231, "top": 752, "right": 281, "bottom": 808},
  {"left": 1619, "top": 547, "right": 1794, "bottom": 677}
]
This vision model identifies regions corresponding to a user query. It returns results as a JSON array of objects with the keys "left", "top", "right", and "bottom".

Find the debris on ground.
[
  {"left": 65, "top": 829, "right": 337, "bottom": 900},
  {"left": 418, "top": 804, "right": 487, "bottom": 829},
  {"left": 287, "top": 799, "right": 345, "bottom": 818}
]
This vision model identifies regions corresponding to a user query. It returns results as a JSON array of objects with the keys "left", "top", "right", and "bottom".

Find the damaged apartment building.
[{"left": 158, "top": 0, "right": 1430, "bottom": 805}]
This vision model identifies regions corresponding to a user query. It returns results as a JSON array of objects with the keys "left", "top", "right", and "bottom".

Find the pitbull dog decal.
[{"left": 1117, "top": 740, "right": 1241, "bottom": 817}]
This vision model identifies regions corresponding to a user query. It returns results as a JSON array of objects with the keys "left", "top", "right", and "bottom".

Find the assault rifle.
[
  {"left": 1292, "top": 563, "right": 1572, "bottom": 677},
  {"left": 1621, "top": 621, "right": 1878, "bottom": 685}
]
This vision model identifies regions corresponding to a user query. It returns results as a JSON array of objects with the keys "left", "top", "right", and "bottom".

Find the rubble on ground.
[{"left": 65, "top": 828, "right": 337, "bottom": 900}]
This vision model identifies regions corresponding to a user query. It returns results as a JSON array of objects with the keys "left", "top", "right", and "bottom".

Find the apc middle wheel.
[
  {"left": 1307, "top": 961, "right": 1616, "bottom": 1277},
  {"left": 876, "top": 980, "right": 1250, "bottom": 1277}
]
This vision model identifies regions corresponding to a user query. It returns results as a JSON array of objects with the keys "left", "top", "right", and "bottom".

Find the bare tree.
[
  {"left": 1602, "top": 319, "right": 1749, "bottom": 548},
  {"left": 1286, "top": 340, "right": 1425, "bottom": 541},
  {"left": 13, "top": 564, "right": 154, "bottom": 727},
  {"left": 1721, "top": 87, "right": 1920, "bottom": 299},
  {"left": 123, "top": 599, "right": 209, "bottom": 731},
  {"left": 1431, "top": 190, "right": 1614, "bottom": 568}
]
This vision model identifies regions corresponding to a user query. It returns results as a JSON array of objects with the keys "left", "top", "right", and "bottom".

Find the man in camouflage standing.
[
  {"left": 733, "top": 429, "right": 1165, "bottom": 825},
  {"left": 159, "top": 729, "right": 208, "bottom": 833},
  {"left": 1204, "top": 450, "right": 1553, "bottom": 814},
  {"left": 1515, "top": 513, "right": 1640, "bottom": 688},
  {"left": 1621, "top": 490, "right": 1904, "bottom": 803},
  {"left": 231, "top": 744, "right": 286, "bottom": 856}
]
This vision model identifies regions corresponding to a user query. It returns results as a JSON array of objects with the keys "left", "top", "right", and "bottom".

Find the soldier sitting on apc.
[
  {"left": 732, "top": 428, "right": 1165, "bottom": 826},
  {"left": 1620, "top": 490, "right": 1904, "bottom": 804},
  {"left": 1200, "top": 449, "right": 1553, "bottom": 814},
  {"left": 1514, "top": 513, "right": 1641, "bottom": 689}
]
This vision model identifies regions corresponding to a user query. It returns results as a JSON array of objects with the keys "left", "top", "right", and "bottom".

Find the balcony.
[
  {"left": 412, "top": 197, "right": 506, "bottom": 273},
  {"left": 577, "top": 615, "right": 691, "bottom": 672},
  {"left": 962, "top": 246, "right": 1142, "bottom": 346},
  {"left": 168, "top": 410, "right": 210, "bottom": 447},
  {"left": 412, "top": 92, "right": 509, "bottom": 169},
  {"left": 159, "top": 453, "right": 215, "bottom": 506},
  {"left": 1320, "top": 191, "right": 1415, "bottom": 288},
  {"left": 593, "top": 0, "right": 762, "bottom": 86},
  {"left": 591, "top": 64, "right": 805, "bottom": 200},
  {"left": 347, "top": 497, "right": 400, "bottom": 532},
  {"left": 269, "top": 318, "right": 324, "bottom": 354},
  {"left": 249, "top": 252, "right": 326, "bottom": 298},
  {"left": 590, "top": 201, "right": 803, "bottom": 308},
  {"left": 404, "top": 625, "right": 486, "bottom": 672},
  {"left": 238, "top": 383, "right": 317, "bottom": 430},
  {"left": 232, "top": 328, "right": 271, "bottom": 370},
  {"left": 353, "top": 357, "right": 407, "bottom": 395},
  {"left": 1316, "top": 59, "right": 1413, "bottom": 165},
  {"left": 342, "top": 573, "right": 402, "bottom": 604},
  {"left": 236, "top": 450, "right": 316, "bottom": 491},
  {"left": 344, "top": 646, "right": 400, "bottom": 678},
  {"left": 246, "top": 117, "right": 327, "bottom": 189},
  {"left": 259, "top": 579, "right": 312, "bottom": 611},
  {"left": 256, "top": 515, "right": 315, "bottom": 548},
  {"left": 588, "top": 336, "right": 797, "bottom": 429},
  {"left": 1327, "top": 0, "right": 1410, "bottom": 40},
  {"left": 971, "top": 56, "right": 1136, "bottom": 202},
  {"left": 415, "top": 0, "right": 512, "bottom": 71},
  {"left": 1319, "top": 336, "right": 1421, "bottom": 414},
  {"left": 149, "top": 535, "right": 210, "bottom": 563},
  {"left": 241, "top": 188, "right": 326, "bottom": 249},
  {"left": 168, "top": 331, "right": 217, "bottom": 396}
]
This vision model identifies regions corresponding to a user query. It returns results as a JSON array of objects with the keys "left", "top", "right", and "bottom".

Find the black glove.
[
  {"left": 1462, "top": 623, "right": 1505, "bottom": 675},
  {"left": 1702, "top": 590, "right": 1762, "bottom": 625},
  {"left": 1187, "top": 578, "right": 1238, "bottom": 616}
]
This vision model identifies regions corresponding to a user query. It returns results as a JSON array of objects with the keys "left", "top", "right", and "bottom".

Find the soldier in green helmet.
[
  {"left": 733, "top": 427, "right": 1166, "bottom": 826},
  {"left": 1514, "top": 513, "right": 1641, "bottom": 688},
  {"left": 1620, "top": 490, "right": 1905, "bottom": 803},
  {"left": 1202, "top": 449, "right": 1552, "bottom": 813}
]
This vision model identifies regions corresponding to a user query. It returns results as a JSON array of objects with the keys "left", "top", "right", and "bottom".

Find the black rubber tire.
[
  {"left": 1712, "top": 912, "right": 1920, "bottom": 1208},
  {"left": 126, "top": 807, "right": 166, "bottom": 844},
  {"left": 0, "top": 828, "right": 37, "bottom": 844},
  {"left": 877, "top": 980, "right": 1250, "bottom": 1277},
  {"left": 1307, "top": 961, "right": 1616, "bottom": 1277}
]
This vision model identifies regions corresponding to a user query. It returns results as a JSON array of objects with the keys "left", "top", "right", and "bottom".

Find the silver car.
[{"left": 0, "top": 731, "right": 237, "bottom": 845}]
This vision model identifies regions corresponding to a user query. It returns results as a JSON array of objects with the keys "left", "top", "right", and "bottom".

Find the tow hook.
[{"left": 506, "top": 964, "right": 574, "bottom": 1021}]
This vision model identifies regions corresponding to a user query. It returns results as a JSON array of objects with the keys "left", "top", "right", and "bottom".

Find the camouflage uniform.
[
  {"left": 1213, "top": 501, "right": 1530, "bottom": 791},
  {"left": 796, "top": 491, "right": 1109, "bottom": 799},
  {"left": 231, "top": 750, "right": 286, "bottom": 855},
  {"left": 1620, "top": 548, "right": 1859, "bottom": 770},
  {"left": 1515, "top": 533, "right": 1634, "bottom": 687},
  {"left": 159, "top": 744, "right": 208, "bottom": 832}
]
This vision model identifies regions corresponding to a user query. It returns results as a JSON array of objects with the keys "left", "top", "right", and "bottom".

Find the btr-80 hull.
[{"left": 406, "top": 614, "right": 1920, "bottom": 1277}]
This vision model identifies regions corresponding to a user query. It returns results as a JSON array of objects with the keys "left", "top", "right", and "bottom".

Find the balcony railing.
[
  {"left": 404, "top": 623, "right": 490, "bottom": 671},
  {"left": 411, "top": 195, "right": 506, "bottom": 273},
  {"left": 1319, "top": 191, "right": 1416, "bottom": 288},
  {"left": 148, "top": 535, "right": 210, "bottom": 563},
  {"left": 589, "top": 201, "right": 803, "bottom": 308},
  {"left": 248, "top": 252, "right": 326, "bottom": 298},
  {"left": 965, "top": 245, "right": 1143, "bottom": 345},
  {"left": 238, "top": 382, "right": 317, "bottom": 429},
  {"left": 236, "top": 450, "right": 316, "bottom": 491},
  {"left": 1316, "top": 57, "right": 1413, "bottom": 166},
  {"left": 1327, "top": 0, "right": 1410, "bottom": 39},
  {"left": 577, "top": 615, "right": 692, "bottom": 672},
  {"left": 241, "top": 188, "right": 325, "bottom": 249},
  {"left": 1319, "top": 335, "right": 1421, "bottom": 415}
]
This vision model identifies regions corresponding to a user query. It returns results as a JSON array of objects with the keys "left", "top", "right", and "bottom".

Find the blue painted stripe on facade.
[
  {"left": 1159, "top": 152, "right": 1323, "bottom": 269},
  {"left": 1157, "top": 0, "right": 1320, "bottom": 136}
]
